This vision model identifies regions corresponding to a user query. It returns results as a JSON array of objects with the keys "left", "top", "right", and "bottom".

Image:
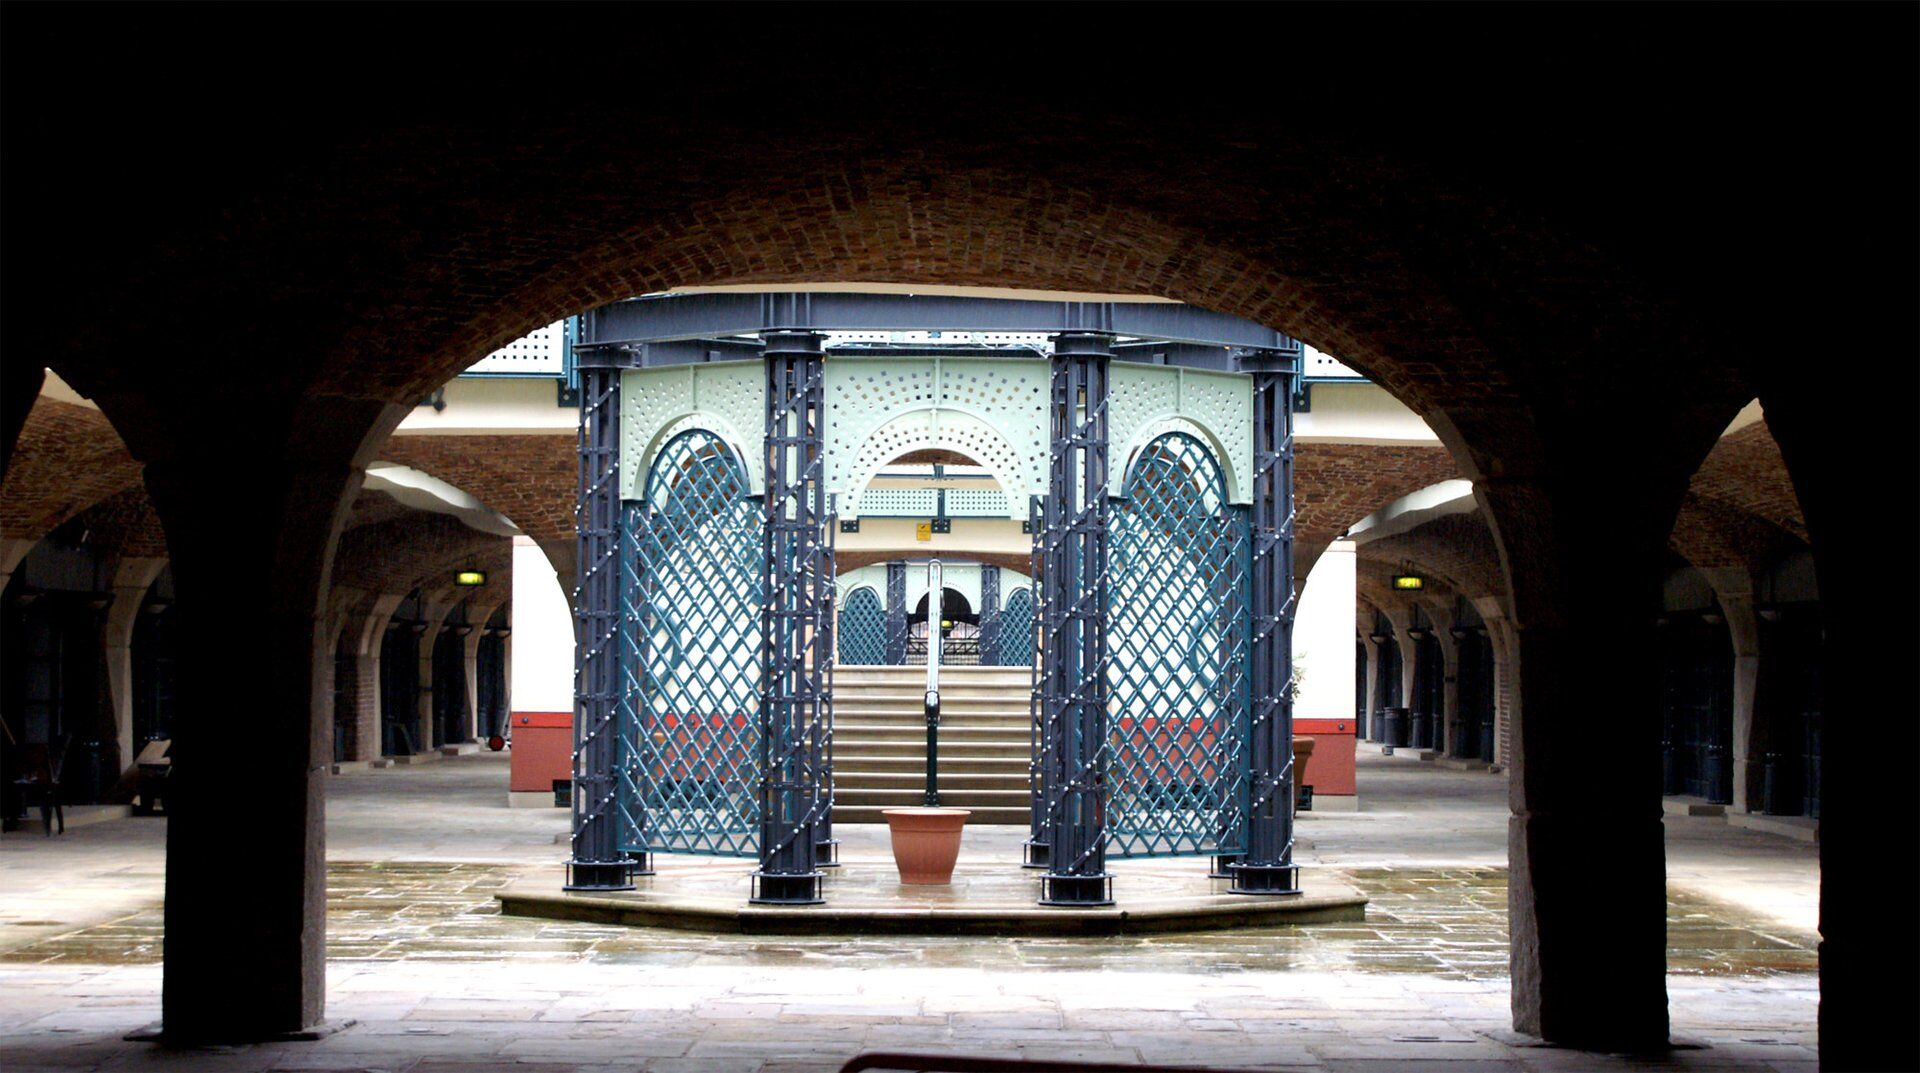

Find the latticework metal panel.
[
  {"left": 837, "top": 587, "right": 888, "bottom": 665},
  {"left": 977, "top": 565, "right": 1002, "bottom": 666},
  {"left": 1105, "top": 433, "right": 1251, "bottom": 858},
  {"left": 618, "top": 430, "right": 763, "bottom": 858},
  {"left": 998, "top": 588, "right": 1036, "bottom": 668}
]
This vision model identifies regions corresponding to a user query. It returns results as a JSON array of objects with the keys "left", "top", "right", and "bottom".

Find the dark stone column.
[
  {"left": 566, "top": 350, "right": 636, "bottom": 890},
  {"left": 884, "top": 561, "right": 907, "bottom": 665},
  {"left": 123, "top": 395, "right": 402, "bottom": 1043},
  {"left": 977, "top": 564, "right": 1002, "bottom": 665},
  {"left": 1231, "top": 356, "right": 1302, "bottom": 894},
  {"left": 753, "top": 330, "right": 829, "bottom": 905},
  {"left": 1037, "top": 331, "right": 1113, "bottom": 906},
  {"left": 1479, "top": 466, "right": 1679, "bottom": 1052},
  {"left": 1764, "top": 380, "right": 1919, "bottom": 1073}
]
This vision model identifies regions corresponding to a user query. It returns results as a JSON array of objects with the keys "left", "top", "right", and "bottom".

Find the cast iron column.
[
  {"left": 753, "top": 330, "right": 829, "bottom": 904},
  {"left": 978, "top": 563, "right": 1003, "bottom": 666},
  {"left": 1231, "top": 349, "right": 1303, "bottom": 895},
  {"left": 884, "top": 561, "right": 908, "bottom": 665},
  {"left": 566, "top": 349, "right": 638, "bottom": 890},
  {"left": 1038, "top": 332, "right": 1114, "bottom": 906}
]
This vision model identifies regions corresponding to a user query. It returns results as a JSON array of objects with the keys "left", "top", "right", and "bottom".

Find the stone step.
[
  {"left": 833, "top": 715, "right": 1029, "bottom": 730},
  {"left": 835, "top": 753, "right": 1030, "bottom": 773},
  {"left": 834, "top": 723, "right": 1030, "bottom": 741},
  {"left": 833, "top": 805, "right": 1029, "bottom": 826},
  {"left": 837, "top": 771, "right": 1029, "bottom": 790},
  {"left": 833, "top": 690, "right": 1031, "bottom": 706},
  {"left": 834, "top": 787, "right": 1031, "bottom": 809},
  {"left": 832, "top": 740, "right": 1030, "bottom": 759}
]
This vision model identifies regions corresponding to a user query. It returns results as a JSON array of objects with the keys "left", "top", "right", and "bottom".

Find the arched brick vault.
[
  {"left": 1689, "top": 420, "right": 1806, "bottom": 541},
  {"left": 1358, "top": 512, "right": 1508, "bottom": 605},
  {"left": 0, "top": 397, "right": 142, "bottom": 546},
  {"left": 378, "top": 436, "right": 576, "bottom": 552},
  {"left": 1294, "top": 444, "right": 1458, "bottom": 578}
]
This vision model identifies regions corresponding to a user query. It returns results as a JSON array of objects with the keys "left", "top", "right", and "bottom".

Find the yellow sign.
[
  {"left": 915, "top": 522, "right": 933, "bottom": 542},
  {"left": 1392, "top": 574, "right": 1424, "bottom": 590},
  {"left": 455, "top": 570, "right": 488, "bottom": 587}
]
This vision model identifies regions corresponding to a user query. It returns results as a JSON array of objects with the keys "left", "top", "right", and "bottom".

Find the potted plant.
[{"left": 881, "top": 807, "right": 972, "bottom": 884}]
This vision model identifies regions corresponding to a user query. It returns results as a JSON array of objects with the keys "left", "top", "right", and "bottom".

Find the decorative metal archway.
[
  {"left": 618, "top": 429, "right": 763, "bottom": 857},
  {"left": 1105, "top": 433, "right": 1250, "bottom": 858}
]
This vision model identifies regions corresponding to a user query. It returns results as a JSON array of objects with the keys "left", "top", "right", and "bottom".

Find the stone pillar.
[
  {"left": 123, "top": 395, "right": 404, "bottom": 1043},
  {"left": 1424, "top": 599, "right": 1462, "bottom": 757},
  {"left": 1700, "top": 568, "right": 1762, "bottom": 813},
  {"left": 104, "top": 557, "right": 168, "bottom": 771},
  {"left": 1359, "top": 629, "right": 1381, "bottom": 740},
  {"left": 1765, "top": 380, "right": 1919, "bottom": 1072},
  {"left": 351, "top": 594, "right": 402, "bottom": 762},
  {"left": 1037, "top": 331, "right": 1114, "bottom": 906},
  {"left": 415, "top": 595, "right": 457, "bottom": 750},
  {"left": 1478, "top": 471, "right": 1675, "bottom": 1052},
  {"left": 461, "top": 601, "right": 501, "bottom": 742}
]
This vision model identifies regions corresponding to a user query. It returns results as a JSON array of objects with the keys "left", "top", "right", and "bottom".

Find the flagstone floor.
[{"left": 0, "top": 748, "right": 1821, "bottom": 1071}]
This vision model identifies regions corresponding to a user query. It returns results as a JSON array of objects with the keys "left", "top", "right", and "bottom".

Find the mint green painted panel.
[{"left": 620, "top": 362, "right": 765, "bottom": 500}]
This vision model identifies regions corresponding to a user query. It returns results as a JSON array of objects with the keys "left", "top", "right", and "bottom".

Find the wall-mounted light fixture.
[
  {"left": 455, "top": 570, "right": 488, "bottom": 587},
  {"left": 1392, "top": 574, "right": 1425, "bottom": 591}
]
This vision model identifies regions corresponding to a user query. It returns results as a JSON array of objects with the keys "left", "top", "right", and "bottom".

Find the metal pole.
[
  {"left": 1039, "top": 331, "right": 1114, "bottom": 907},
  {"left": 566, "top": 350, "right": 641, "bottom": 890},
  {"left": 885, "top": 562, "right": 908, "bottom": 665},
  {"left": 1231, "top": 347, "right": 1303, "bottom": 895},
  {"left": 752, "top": 330, "right": 828, "bottom": 905},
  {"left": 978, "top": 563, "right": 1002, "bottom": 666},
  {"left": 924, "top": 559, "right": 944, "bottom": 806}
]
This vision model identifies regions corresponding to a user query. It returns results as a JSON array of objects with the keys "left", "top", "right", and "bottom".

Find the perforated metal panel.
[
  {"left": 859, "top": 488, "right": 939, "bottom": 516},
  {"left": 825, "top": 357, "right": 1049, "bottom": 519},
  {"left": 466, "top": 319, "right": 568, "bottom": 376},
  {"left": 837, "top": 587, "right": 888, "bottom": 665},
  {"left": 944, "top": 488, "right": 1011, "bottom": 516},
  {"left": 1105, "top": 433, "right": 1251, "bottom": 858},
  {"left": 621, "top": 363, "right": 766, "bottom": 498},
  {"left": 618, "top": 430, "right": 763, "bottom": 858},
  {"left": 1108, "top": 365, "right": 1254, "bottom": 504}
]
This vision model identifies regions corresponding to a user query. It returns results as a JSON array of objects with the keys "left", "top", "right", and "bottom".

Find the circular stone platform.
[{"left": 499, "top": 826, "right": 1366, "bottom": 936}]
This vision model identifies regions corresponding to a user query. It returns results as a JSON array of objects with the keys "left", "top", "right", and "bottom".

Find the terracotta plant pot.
[
  {"left": 881, "top": 807, "right": 971, "bottom": 884},
  {"left": 1292, "top": 735, "right": 1316, "bottom": 797}
]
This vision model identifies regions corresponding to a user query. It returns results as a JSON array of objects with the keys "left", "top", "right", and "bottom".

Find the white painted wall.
[
  {"left": 509, "top": 536, "right": 575, "bottom": 713},
  {"left": 1294, "top": 539, "right": 1358, "bottom": 722}
]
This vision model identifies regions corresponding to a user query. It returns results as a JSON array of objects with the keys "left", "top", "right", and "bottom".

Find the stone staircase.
[{"left": 831, "top": 665, "right": 1032, "bottom": 826}]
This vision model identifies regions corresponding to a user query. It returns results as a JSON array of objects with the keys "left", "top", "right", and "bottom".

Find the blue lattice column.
[
  {"left": 754, "top": 330, "right": 830, "bottom": 904},
  {"left": 978, "top": 564, "right": 1003, "bottom": 666},
  {"left": 1038, "top": 332, "right": 1114, "bottom": 906},
  {"left": 884, "top": 561, "right": 908, "bottom": 665},
  {"left": 567, "top": 349, "right": 640, "bottom": 890},
  {"left": 1231, "top": 348, "right": 1304, "bottom": 895}
]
